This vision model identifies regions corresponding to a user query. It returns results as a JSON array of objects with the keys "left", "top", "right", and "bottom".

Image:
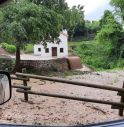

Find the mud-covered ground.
[{"left": 0, "top": 70, "right": 124, "bottom": 126}]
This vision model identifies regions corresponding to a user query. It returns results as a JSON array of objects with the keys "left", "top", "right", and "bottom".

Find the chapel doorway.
[{"left": 52, "top": 47, "right": 57, "bottom": 57}]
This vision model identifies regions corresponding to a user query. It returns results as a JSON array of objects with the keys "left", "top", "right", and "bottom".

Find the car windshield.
[{"left": 0, "top": 0, "right": 124, "bottom": 126}]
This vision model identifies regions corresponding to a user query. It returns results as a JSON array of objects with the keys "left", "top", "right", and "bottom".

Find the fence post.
[
  {"left": 119, "top": 82, "right": 124, "bottom": 116},
  {"left": 22, "top": 68, "right": 28, "bottom": 101}
]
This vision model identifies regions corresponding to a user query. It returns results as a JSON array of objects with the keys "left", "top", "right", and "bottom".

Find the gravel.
[{"left": 0, "top": 70, "right": 124, "bottom": 126}]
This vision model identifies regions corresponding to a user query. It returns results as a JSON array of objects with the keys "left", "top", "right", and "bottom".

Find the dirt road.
[{"left": 0, "top": 70, "right": 124, "bottom": 126}]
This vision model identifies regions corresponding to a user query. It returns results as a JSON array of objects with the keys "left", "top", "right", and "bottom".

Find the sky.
[{"left": 66, "top": 0, "right": 113, "bottom": 21}]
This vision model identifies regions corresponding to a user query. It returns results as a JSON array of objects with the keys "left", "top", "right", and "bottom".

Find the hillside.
[{"left": 69, "top": 40, "right": 124, "bottom": 70}]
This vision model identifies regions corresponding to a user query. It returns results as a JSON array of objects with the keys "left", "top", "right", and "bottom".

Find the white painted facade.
[{"left": 34, "top": 30, "right": 68, "bottom": 58}]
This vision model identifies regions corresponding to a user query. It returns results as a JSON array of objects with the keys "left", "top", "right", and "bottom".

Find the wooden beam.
[
  {"left": 16, "top": 89, "right": 124, "bottom": 108},
  {"left": 16, "top": 73, "right": 124, "bottom": 93},
  {"left": 11, "top": 75, "right": 29, "bottom": 81},
  {"left": 12, "top": 85, "right": 31, "bottom": 90}
]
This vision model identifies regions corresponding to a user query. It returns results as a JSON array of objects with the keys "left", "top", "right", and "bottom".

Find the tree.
[
  {"left": 28, "top": 0, "right": 69, "bottom": 30},
  {"left": 84, "top": 20, "right": 100, "bottom": 39},
  {"left": 96, "top": 10, "right": 123, "bottom": 58},
  {"left": 110, "top": 0, "right": 124, "bottom": 21},
  {"left": 0, "top": 1, "right": 63, "bottom": 72},
  {"left": 29, "top": 0, "right": 85, "bottom": 40},
  {"left": 66, "top": 5, "right": 84, "bottom": 40},
  {"left": 100, "top": 10, "right": 116, "bottom": 28},
  {"left": 28, "top": 0, "right": 68, "bottom": 14},
  {"left": 73, "top": 21, "right": 85, "bottom": 37}
]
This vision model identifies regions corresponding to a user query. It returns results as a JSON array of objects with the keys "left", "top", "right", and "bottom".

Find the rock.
[{"left": 6, "top": 116, "right": 12, "bottom": 121}]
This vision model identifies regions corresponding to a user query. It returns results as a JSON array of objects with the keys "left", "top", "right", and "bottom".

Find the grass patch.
[
  {"left": 69, "top": 40, "right": 93, "bottom": 47},
  {"left": 69, "top": 40, "right": 124, "bottom": 70},
  {"left": 0, "top": 42, "right": 16, "bottom": 54},
  {"left": 24, "top": 44, "right": 33, "bottom": 53}
]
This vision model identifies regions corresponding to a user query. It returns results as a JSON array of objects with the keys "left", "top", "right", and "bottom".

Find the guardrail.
[{"left": 14, "top": 72, "right": 124, "bottom": 116}]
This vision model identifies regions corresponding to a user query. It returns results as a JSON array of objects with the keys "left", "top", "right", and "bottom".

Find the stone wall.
[
  {"left": 0, "top": 56, "right": 15, "bottom": 72},
  {"left": 20, "top": 58, "right": 69, "bottom": 72}
]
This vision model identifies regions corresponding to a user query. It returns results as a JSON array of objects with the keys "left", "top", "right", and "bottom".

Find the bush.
[
  {"left": 24, "top": 44, "right": 33, "bottom": 53},
  {"left": 5, "top": 45, "right": 16, "bottom": 53},
  {"left": 0, "top": 42, "right": 16, "bottom": 53},
  {"left": 74, "top": 40, "right": 123, "bottom": 70},
  {"left": 70, "top": 45, "right": 77, "bottom": 50},
  {"left": 1, "top": 42, "right": 8, "bottom": 49}
]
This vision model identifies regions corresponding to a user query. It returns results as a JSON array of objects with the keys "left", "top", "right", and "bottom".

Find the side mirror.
[{"left": 0, "top": 71, "right": 12, "bottom": 105}]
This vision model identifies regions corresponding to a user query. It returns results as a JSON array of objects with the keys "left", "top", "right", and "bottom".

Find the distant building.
[{"left": 34, "top": 30, "right": 68, "bottom": 58}]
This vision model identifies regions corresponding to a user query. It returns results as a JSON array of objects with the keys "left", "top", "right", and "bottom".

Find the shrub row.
[
  {"left": 73, "top": 41, "right": 124, "bottom": 70},
  {"left": 1, "top": 42, "right": 16, "bottom": 53}
]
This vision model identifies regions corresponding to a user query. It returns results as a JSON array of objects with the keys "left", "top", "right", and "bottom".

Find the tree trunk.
[{"left": 12, "top": 46, "right": 21, "bottom": 73}]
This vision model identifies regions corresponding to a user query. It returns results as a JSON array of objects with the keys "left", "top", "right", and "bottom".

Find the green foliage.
[
  {"left": 0, "top": 0, "right": 65, "bottom": 71},
  {"left": 1, "top": 0, "right": 85, "bottom": 44},
  {"left": 1, "top": 42, "right": 8, "bottom": 48},
  {"left": 1, "top": 42, "right": 16, "bottom": 53},
  {"left": 28, "top": 0, "right": 68, "bottom": 15},
  {"left": 1, "top": 1, "right": 64, "bottom": 45},
  {"left": 85, "top": 20, "right": 100, "bottom": 33},
  {"left": 24, "top": 44, "right": 33, "bottom": 53},
  {"left": 110, "top": 0, "right": 124, "bottom": 21},
  {"left": 0, "top": 10, "right": 3, "bottom": 23},
  {"left": 70, "top": 3, "right": 124, "bottom": 70},
  {"left": 67, "top": 5, "right": 85, "bottom": 40},
  {"left": 71, "top": 41, "right": 124, "bottom": 70},
  {"left": 96, "top": 10, "right": 123, "bottom": 59},
  {"left": 83, "top": 20, "right": 100, "bottom": 40},
  {"left": 28, "top": 0, "right": 85, "bottom": 40},
  {"left": 75, "top": 42, "right": 110, "bottom": 69},
  {"left": 5, "top": 44, "right": 16, "bottom": 53}
]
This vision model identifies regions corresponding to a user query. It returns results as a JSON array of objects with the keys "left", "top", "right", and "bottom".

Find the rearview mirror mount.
[{"left": 0, "top": 71, "right": 12, "bottom": 105}]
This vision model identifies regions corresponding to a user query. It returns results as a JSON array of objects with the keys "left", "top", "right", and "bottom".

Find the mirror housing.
[{"left": 0, "top": 71, "right": 12, "bottom": 105}]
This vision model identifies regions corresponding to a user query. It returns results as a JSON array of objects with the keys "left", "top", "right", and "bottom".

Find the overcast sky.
[{"left": 66, "top": 0, "right": 113, "bottom": 21}]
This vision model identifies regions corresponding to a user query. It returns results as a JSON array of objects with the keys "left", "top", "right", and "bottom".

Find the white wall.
[{"left": 34, "top": 30, "right": 68, "bottom": 58}]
